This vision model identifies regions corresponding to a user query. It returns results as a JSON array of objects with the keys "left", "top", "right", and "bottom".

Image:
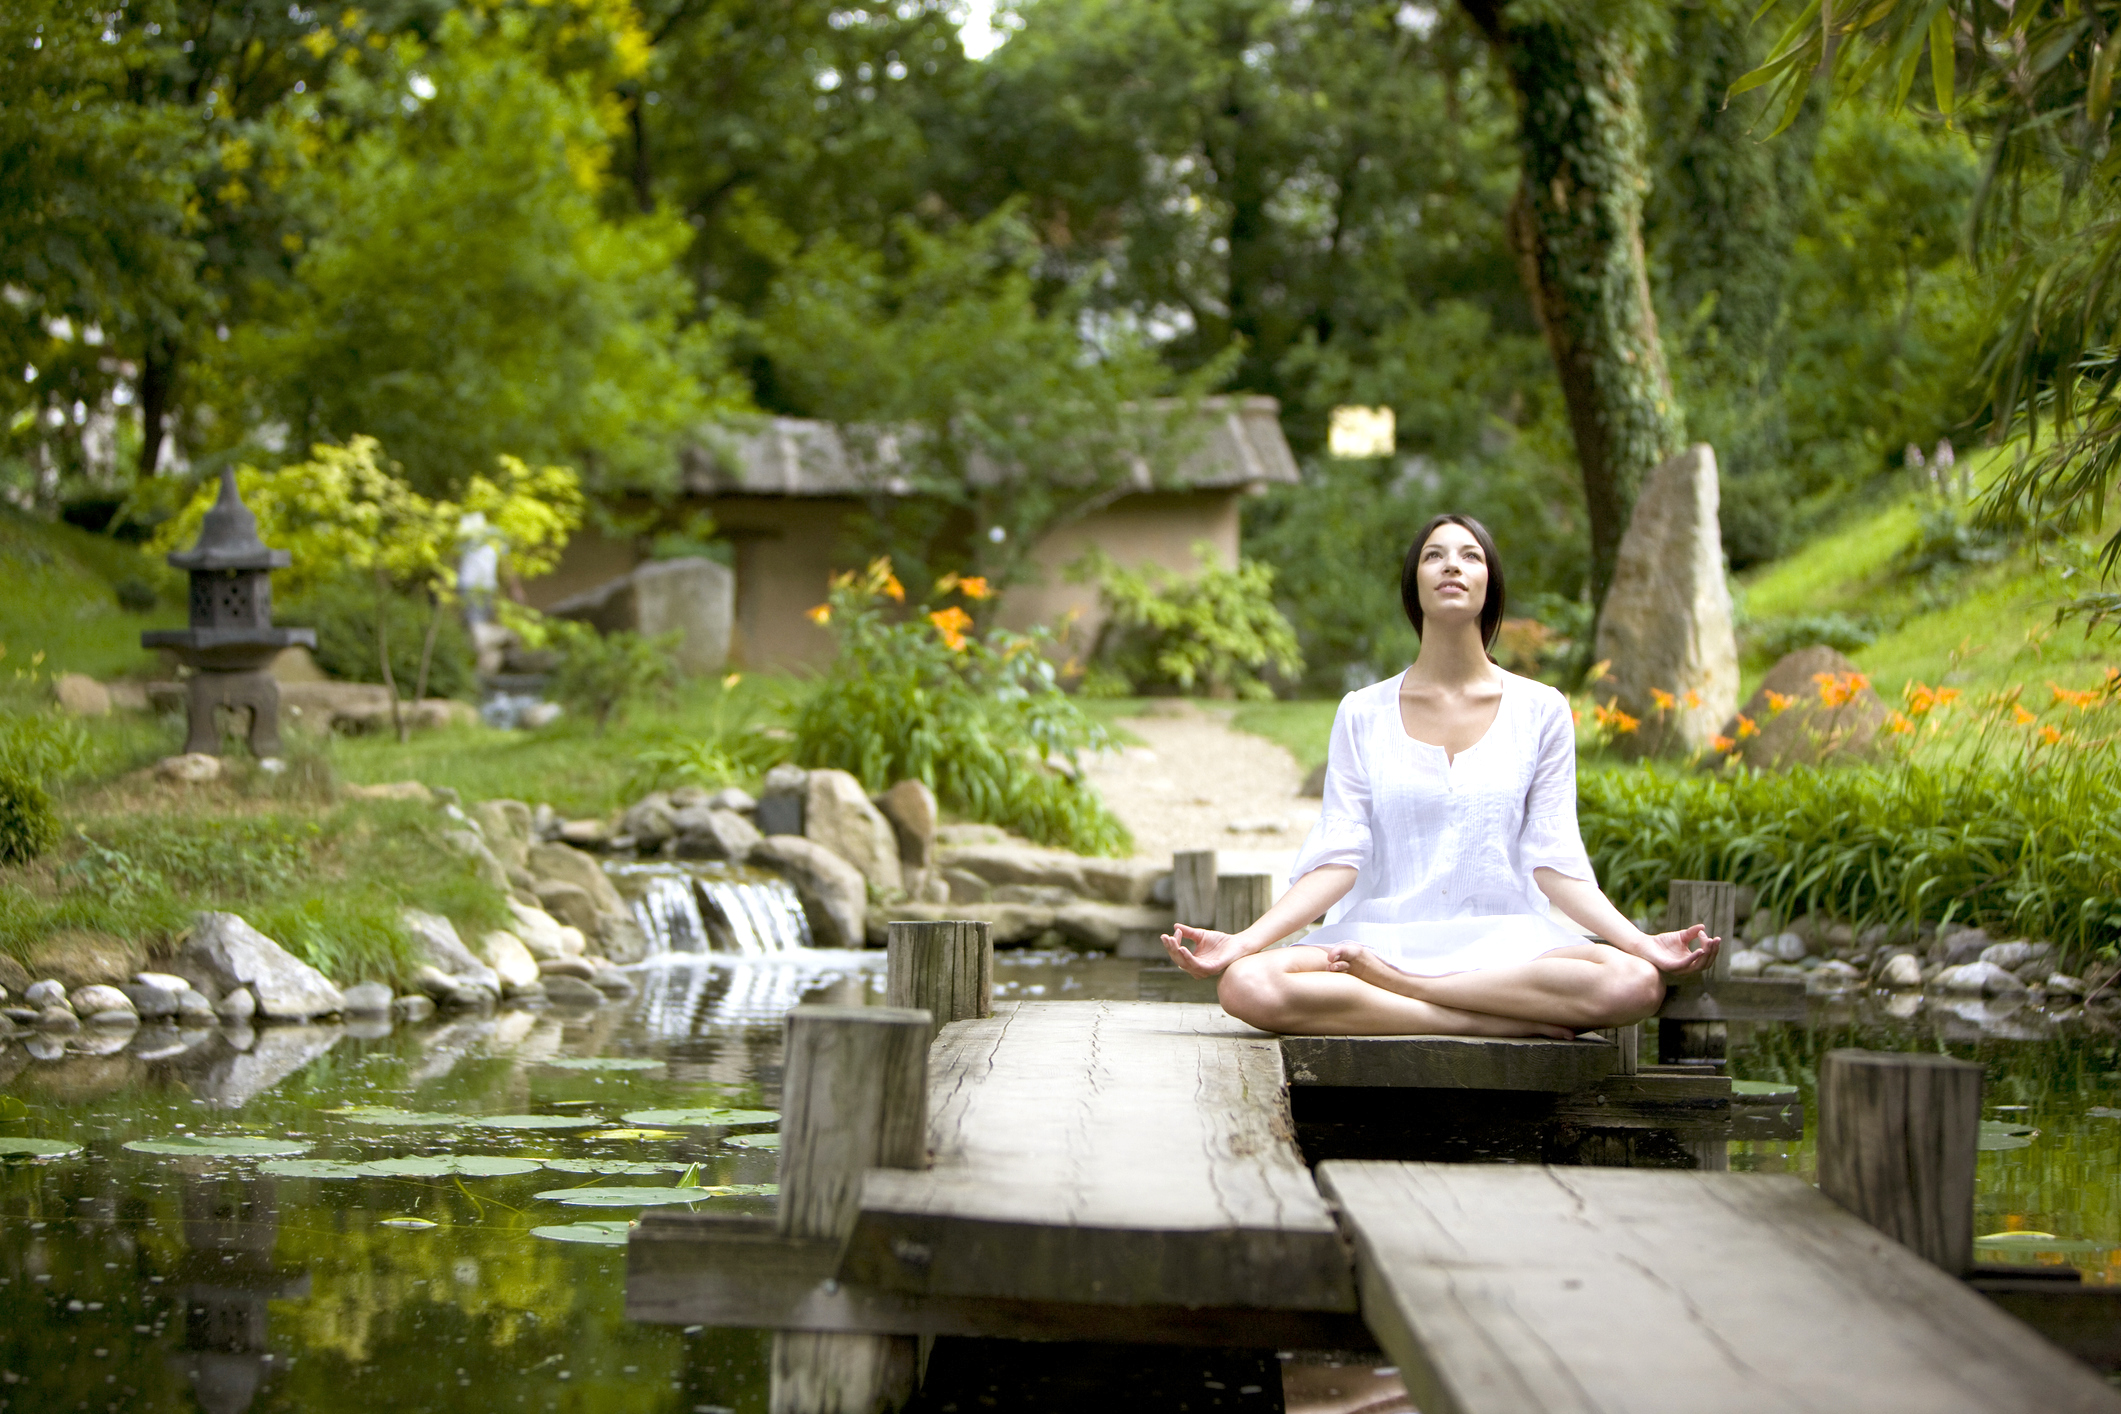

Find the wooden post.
[
  {"left": 1614, "top": 1021, "right": 1639, "bottom": 1076},
  {"left": 770, "top": 1005, "right": 931, "bottom": 1413},
  {"left": 1214, "top": 874, "right": 1274, "bottom": 935},
  {"left": 886, "top": 921, "right": 991, "bottom": 1038},
  {"left": 1666, "top": 879, "right": 1736, "bottom": 983},
  {"left": 1173, "top": 850, "right": 1218, "bottom": 929},
  {"left": 1817, "top": 1049, "right": 1982, "bottom": 1274}
]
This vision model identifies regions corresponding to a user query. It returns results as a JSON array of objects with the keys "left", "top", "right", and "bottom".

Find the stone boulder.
[
  {"left": 470, "top": 799, "right": 534, "bottom": 871},
  {"left": 598, "top": 913, "right": 650, "bottom": 964},
  {"left": 622, "top": 794, "right": 678, "bottom": 851},
  {"left": 53, "top": 673, "right": 111, "bottom": 717},
  {"left": 341, "top": 982, "right": 395, "bottom": 1016},
  {"left": 506, "top": 900, "right": 586, "bottom": 961},
  {"left": 1591, "top": 444, "right": 1740, "bottom": 757},
  {"left": 117, "top": 981, "right": 181, "bottom": 1019},
  {"left": 533, "top": 880, "right": 602, "bottom": 936},
  {"left": 671, "top": 806, "right": 761, "bottom": 862},
  {"left": 1934, "top": 960, "right": 2027, "bottom": 997},
  {"left": 526, "top": 842, "right": 626, "bottom": 916},
  {"left": 399, "top": 910, "right": 501, "bottom": 995},
  {"left": 751, "top": 836, "right": 867, "bottom": 949},
  {"left": 156, "top": 753, "right": 222, "bottom": 784},
  {"left": 1053, "top": 902, "right": 1176, "bottom": 953},
  {"left": 1079, "top": 858, "right": 1170, "bottom": 906},
  {"left": 757, "top": 764, "right": 809, "bottom": 837},
  {"left": 874, "top": 779, "right": 938, "bottom": 869},
  {"left": 442, "top": 828, "right": 511, "bottom": 893},
  {"left": 174, "top": 913, "right": 345, "bottom": 1020},
  {"left": 935, "top": 843, "right": 1088, "bottom": 896},
  {"left": 541, "top": 974, "right": 606, "bottom": 1006},
  {"left": 546, "top": 556, "right": 734, "bottom": 676},
  {"left": 805, "top": 770, "right": 903, "bottom": 893},
  {"left": 477, "top": 931, "right": 543, "bottom": 991},
  {"left": 1717, "top": 646, "right": 1890, "bottom": 771},
  {"left": 1879, "top": 953, "right": 1925, "bottom": 989},
  {"left": 866, "top": 901, "right": 1060, "bottom": 947}
]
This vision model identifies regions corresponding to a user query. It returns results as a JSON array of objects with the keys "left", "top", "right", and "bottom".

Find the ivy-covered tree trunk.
[{"left": 1461, "top": 2, "right": 1684, "bottom": 608}]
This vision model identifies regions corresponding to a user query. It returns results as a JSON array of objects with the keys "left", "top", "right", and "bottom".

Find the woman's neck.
[{"left": 1405, "top": 620, "right": 1498, "bottom": 690}]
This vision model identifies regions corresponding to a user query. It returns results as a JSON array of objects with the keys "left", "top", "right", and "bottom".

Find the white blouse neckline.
[{"left": 1392, "top": 666, "right": 1513, "bottom": 766}]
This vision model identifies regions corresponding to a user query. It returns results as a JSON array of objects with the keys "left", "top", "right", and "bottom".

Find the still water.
[{"left": 3, "top": 943, "right": 2117, "bottom": 1413}]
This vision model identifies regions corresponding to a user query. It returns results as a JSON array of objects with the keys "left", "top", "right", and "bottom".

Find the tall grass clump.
[
  {"left": 1580, "top": 672, "right": 2121, "bottom": 959},
  {"left": 788, "top": 559, "right": 1132, "bottom": 856}
]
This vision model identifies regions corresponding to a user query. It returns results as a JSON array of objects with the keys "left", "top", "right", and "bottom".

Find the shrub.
[
  {"left": 789, "top": 560, "right": 1131, "bottom": 856},
  {"left": 284, "top": 575, "right": 478, "bottom": 700},
  {"left": 1745, "top": 611, "right": 1878, "bottom": 663},
  {"left": 0, "top": 765, "right": 59, "bottom": 864},
  {"left": 1071, "top": 546, "right": 1302, "bottom": 701},
  {"left": 547, "top": 621, "right": 678, "bottom": 733},
  {"left": 628, "top": 673, "right": 787, "bottom": 794}
]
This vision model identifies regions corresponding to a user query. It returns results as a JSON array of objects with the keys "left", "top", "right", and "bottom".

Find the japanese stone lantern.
[{"left": 142, "top": 468, "right": 316, "bottom": 758}]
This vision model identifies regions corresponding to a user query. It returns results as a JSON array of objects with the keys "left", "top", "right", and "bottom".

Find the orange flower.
[
  {"left": 1904, "top": 681, "right": 1937, "bottom": 717},
  {"left": 882, "top": 573, "right": 905, "bottom": 603},
  {"left": 1571, "top": 708, "right": 1584, "bottom": 726},
  {"left": 1683, "top": 689, "right": 1703, "bottom": 711},
  {"left": 1735, "top": 714, "right": 1759, "bottom": 740},
  {"left": 1814, "top": 671, "right": 1867, "bottom": 708},
  {"left": 2012, "top": 703, "right": 2037, "bottom": 727},
  {"left": 1884, "top": 711, "right": 1915, "bottom": 736},
  {"left": 1613, "top": 709, "right": 1640, "bottom": 735},
  {"left": 958, "top": 575, "right": 992, "bottom": 601},
  {"left": 1651, "top": 688, "right": 1675, "bottom": 712},
  {"left": 929, "top": 605, "right": 973, "bottom": 651},
  {"left": 1592, "top": 699, "right": 1640, "bottom": 735},
  {"left": 1711, "top": 734, "right": 1736, "bottom": 754},
  {"left": 1764, "top": 689, "right": 1796, "bottom": 716},
  {"left": 2040, "top": 724, "right": 2063, "bottom": 746},
  {"left": 2050, "top": 680, "right": 2100, "bottom": 710},
  {"left": 805, "top": 604, "right": 831, "bottom": 626}
]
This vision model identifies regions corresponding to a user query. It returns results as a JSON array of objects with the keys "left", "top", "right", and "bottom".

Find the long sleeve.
[
  {"left": 1519, "top": 693, "right": 1595, "bottom": 883},
  {"left": 1289, "top": 694, "right": 1373, "bottom": 884}
]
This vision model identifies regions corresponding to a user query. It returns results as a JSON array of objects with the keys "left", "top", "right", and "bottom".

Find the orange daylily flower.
[
  {"left": 958, "top": 575, "right": 992, "bottom": 600},
  {"left": 1651, "top": 689, "right": 1676, "bottom": 712},
  {"left": 1592, "top": 699, "right": 1640, "bottom": 735},
  {"left": 2012, "top": 703, "right": 2038, "bottom": 727},
  {"left": 1683, "top": 689, "right": 1703, "bottom": 711},
  {"left": 2040, "top": 724, "right": 2063, "bottom": 746},
  {"left": 1764, "top": 690, "right": 1796, "bottom": 716},
  {"left": 1711, "top": 734, "right": 1736, "bottom": 754},
  {"left": 929, "top": 605, "right": 973, "bottom": 651},
  {"left": 805, "top": 604, "right": 831, "bottom": 626},
  {"left": 882, "top": 573, "right": 905, "bottom": 603},
  {"left": 1884, "top": 711, "right": 1915, "bottom": 736},
  {"left": 2050, "top": 680, "right": 2100, "bottom": 710},
  {"left": 1735, "top": 714, "right": 1759, "bottom": 740}
]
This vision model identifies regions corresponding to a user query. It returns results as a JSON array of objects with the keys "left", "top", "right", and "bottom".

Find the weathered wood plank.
[
  {"left": 842, "top": 1001, "right": 1354, "bottom": 1313},
  {"left": 1321, "top": 1162, "right": 2121, "bottom": 1414},
  {"left": 885, "top": 920, "right": 992, "bottom": 1039},
  {"left": 626, "top": 1212, "right": 1370, "bottom": 1347},
  {"left": 1657, "top": 976, "right": 1805, "bottom": 1022},
  {"left": 1818, "top": 1048, "right": 1983, "bottom": 1274},
  {"left": 1551, "top": 1072, "right": 1731, "bottom": 1133},
  {"left": 1280, "top": 1033, "right": 1616, "bottom": 1091}
]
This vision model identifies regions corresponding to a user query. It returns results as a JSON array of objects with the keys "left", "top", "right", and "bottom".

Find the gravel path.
[{"left": 1081, "top": 702, "right": 1320, "bottom": 881}]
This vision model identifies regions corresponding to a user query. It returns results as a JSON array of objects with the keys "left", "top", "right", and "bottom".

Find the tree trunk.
[
  {"left": 375, "top": 567, "right": 407, "bottom": 744},
  {"left": 627, "top": 89, "right": 654, "bottom": 215},
  {"left": 1461, "top": 2, "right": 1685, "bottom": 609},
  {"left": 137, "top": 331, "right": 180, "bottom": 479},
  {"left": 413, "top": 589, "right": 443, "bottom": 706}
]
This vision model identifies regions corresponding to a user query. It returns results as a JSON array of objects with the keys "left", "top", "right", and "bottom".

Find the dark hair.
[{"left": 1401, "top": 513, "right": 1505, "bottom": 648}]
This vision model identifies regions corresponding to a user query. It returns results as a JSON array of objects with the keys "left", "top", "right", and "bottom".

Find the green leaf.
[
  {"left": 1977, "top": 1119, "right": 2037, "bottom": 1151},
  {"left": 125, "top": 1136, "right": 311, "bottom": 1157},
  {"left": 1730, "top": 1080, "right": 1799, "bottom": 1098},
  {"left": 622, "top": 1108, "right": 779, "bottom": 1128},
  {"left": 1929, "top": 9, "right": 1955, "bottom": 117},
  {"left": 726, "top": 1133, "right": 781, "bottom": 1150},
  {"left": 533, "top": 1185, "right": 721, "bottom": 1207},
  {"left": 539, "top": 1158, "right": 688, "bottom": 1175},
  {"left": 675, "top": 1162, "right": 702, "bottom": 1189},
  {"left": 362, "top": 1155, "right": 546, "bottom": 1177},
  {"left": 467, "top": 1114, "right": 605, "bottom": 1130},
  {"left": 326, "top": 1106, "right": 469, "bottom": 1127},
  {"left": 0, "top": 1096, "right": 29, "bottom": 1122},
  {"left": 532, "top": 1221, "right": 635, "bottom": 1245},
  {"left": 536, "top": 1058, "right": 666, "bottom": 1071},
  {"left": 0, "top": 1137, "right": 81, "bottom": 1159},
  {"left": 258, "top": 1159, "right": 378, "bottom": 1179}
]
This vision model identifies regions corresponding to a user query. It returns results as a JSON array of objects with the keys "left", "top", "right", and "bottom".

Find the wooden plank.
[
  {"left": 1818, "top": 1049, "right": 1982, "bottom": 1273},
  {"left": 1281, "top": 1034, "right": 1616, "bottom": 1091},
  {"left": 1552, "top": 1072, "right": 1731, "bottom": 1133},
  {"left": 1321, "top": 1162, "right": 2121, "bottom": 1414},
  {"left": 1657, "top": 975, "right": 1805, "bottom": 1021},
  {"left": 842, "top": 1001, "right": 1354, "bottom": 1313},
  {"left": 1968, "top": 1280, "right": 2121, "bottom": 1373},
  {"left": 626, "top": 1212, "right": 1370, "bottom": 1347}
]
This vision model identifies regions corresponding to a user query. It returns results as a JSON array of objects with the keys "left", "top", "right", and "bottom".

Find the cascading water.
[
  {"left": 697, "top": 874, "right": 809, "bottom": 956},
  {"left": 607, "top": 861, "right": 811, "bottom": 957}
]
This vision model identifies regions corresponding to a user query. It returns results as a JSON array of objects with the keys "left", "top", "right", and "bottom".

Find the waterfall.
[
  {"left": 607, "top": 861, "right": 812, "bottom": 958},
  {"left": 697, "top": 874, "right": 809, "bottom": 956}
]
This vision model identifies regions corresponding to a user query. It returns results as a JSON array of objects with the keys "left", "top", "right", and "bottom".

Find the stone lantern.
[{"left": 142, "top": 469, "right": 316, "bottom": 759}]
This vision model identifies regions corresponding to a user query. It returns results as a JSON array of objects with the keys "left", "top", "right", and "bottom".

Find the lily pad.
[
  {"left": 538, "top": 1058, "right": 666, "bottom": 1072},
  {"left": 1977, "top": 1120, "right": 2037, "bottom": 1151},
  {"left": 540, "top": 1158, "right": 688, "bottom": 1175},
  {"left": 1730, "top": 1080, "right": 1799, "bottom": 1098},
  {"left": 467, "top": 1114, "right": 605, "bottom": 1131},
  {"left": 725, "top": 1133, "right": 781, "bottom": 1150},
  {"left": 2088, "top": 1107, "right": 2121, "bottom": 1119},
  {"left": 125, "top": 1136, "right": 310, "bottom": 1158},
  {"left": 532, "top": 1221, "right": 634, "bottom": 1245},
  {"left": 622, "top": 1108, "right": 779, "bottom": 1128},
  {"left": 588, "top": 1128, "right": 684, "bottom": 1141},
  {"left": 0, "top": 1096, "right": 29, "bottom": 1121},
  {"left": 259, "top": 1159, "right": 377, "bottom": 1179},
  {"left": 1976, "top": 1232, "right": 2114, "bottom": 1253},
  {"left": 326, "top": 1106, "right": 467, "bottom": 1127},
  {"left": 362, "top": 1155, "right": 546, "bottom": 1177},
  {"left": 0, "top": 1137, "right": 81, "bottom": 1159},
  {"left": 533, "top": 1185, "right": 720, "bottom": 1207},
  {"left": 379, "top": 1217, "right": 438, "bottom": 1230}
]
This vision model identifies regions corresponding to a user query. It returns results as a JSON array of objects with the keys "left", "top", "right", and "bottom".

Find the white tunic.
[{"left": 1287, "top": 669, "right": 1597, "bottom": 976}]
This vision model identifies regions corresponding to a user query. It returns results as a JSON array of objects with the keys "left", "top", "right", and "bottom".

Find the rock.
[
  {"left": 1300, "top": 761, "right": 1327, "bottom": 798},
  {"left": 399, "top": 910, "right": 501, "bottom": 995},
  {"left": 532, "top": 880, "right": 602, "bottom": 936},
  {"left": 1806, "top": 959, "right": 1863, "bottom": 992},
  {"left": 277, "top": 680, "right": 393, "bottom": 734},
  {"left": 1880, "top": 953, "right": 1925, "bottom": 989},
  {"left": 392, "top": 993, "right": 436, "bottom": 1023},
  {"left": 215, "top": 986, "right": 258, "bottom": 1022},
  {"left": 1758, "top": 932, "right": 1808, "bottom": 963},
  {"left": 622, "top": 794, "right": 678, "bottom": 849},
  {"left": 596, "top": 913, "right": 650, "bottom": 965},
  {"left": 546, "top": 556, "right": 734, "bottom": 675},
  {"left": 1590, "top": 444, "right": 1740, "bottom": 756},
  {"left": 1940, "top": 927, "right": 1994, "bottom": 967},
  {"left": 750, "top": 835, "right": 867, "bottom": 949},
  {"left": 157, "top": 753, "right": 223, "bottom": 784},
  {"left": 558, "top": 818, "right": 613, "bottom": 848},
  {"left": 526, "top": 843, "right": 627, "bottom": 915},
  {"left": 172, "top": 1023, "right": 343, "bottom": 1108},
  {"left": 85, "top": 1008, "right": 140, "bottom": 1028},
  {"left": 25, "top": 979, "right": 69, "bottom": 1009},
  {"left": 69, "top": 984, "right": 133, "bottom": 1017},
  {"left": 1080, "top": 858, "right": 1170, "bottom": 906},
  {"left": 344, "top": 780, "right": 435, "bottom": 803},
  {"left": 477, "top": 931, "right": 542, "bottom": 991},
  {"left": 1980, "top": 940, "right": 2045, "bottom": 971},
  {"left": 470, "top": 799, "right": 534, "bottom": 871},
  {"left": 937, "top": 843, "right": 1089, "bottom": 896},
  {"left": 588, "top": 966, "right": 636, "bottom": 996},
  {"left": 117, "top": 982, "right": 180, "bottom": 1018},
  {"left": 993, "top": 884, "right": 1078, "bottom": 906},
  {"left": 341, "top": 982, "right": 395, "bottom": 1016},
  {"left": 540, "top": 974, "right": 606, "bottom": 1006},
  {"left": 175, "top": 989, "right": 215, "bottom": 1022},
  {"left": 35, "top": 1007, "right": 81, "bottom": 1032},
  {"left": 1716, "top": 646, "right": 1891, "bottom": 771},
  {"left": 506, "top": 900, "right": 579, "bottom": 961},
  {"left": 2045, "top": 973, "right": 2089, "bottom": 997},
  {"left": 521, "top": 703, "right": 563, "bottom": 730},
  {"left": 502, "top": 979, "right": 548, "bottom": 1003},
  {"left": 134, "top": 971, "right": 191, "bottom": 994},
  {"left": 874, "top": 779, "right": 939, "bottom": 869},
  {"left": 53, "top": 673, "right": 111, "bottom": 717},
  {"left": 670, "top": 807, "right": 761, "bottom": 862},
  {"left": 802, "top": 770, "right": 903, "bottom": 893},
  {"left": 1726, "top": 948, "right": 1771, "bottom": 978},
  {"left": 441, "top": 829, "right": 511, "bottom": 893},
  {"left": 708, "top": 787, "right": 757, "bottom": 813},
  {"left": 757, "top": 764, "right": 809, "bottom": 836},
  {"left": 864, "top": 901, "right": 1061, "bottom": 947},
  {"left": 1934, "top": 961, "right": 2027, "bottom": 997},
  {"left": 941, "top": 869, "right": 992, "bottom": 903},
  {"left": 172, "top": 914, "right": 343, "bottom": 1020},
  {"left": 1053, "top": 902, "right": 1177, "bottom": 952},
  {"left": 537, "top": 957, "right": 599, "bottom": 981}
]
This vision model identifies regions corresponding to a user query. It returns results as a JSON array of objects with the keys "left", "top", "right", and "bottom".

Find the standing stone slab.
[
  {"left": 874, "top": 779, "right": 938, "bottom": 870},
  {"left": 1591, "top": 443, "right": 1739, "bottom": 756},
  {"left": 546, "top": 557, "right": 734, "bottom": 676},
  {"left": 752, "top": 836, "right": 867, "bottom": 949}
]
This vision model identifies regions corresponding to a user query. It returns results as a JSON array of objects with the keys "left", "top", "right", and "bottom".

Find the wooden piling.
[
  {"left": 1817, "top": 1048, "right": 1982, "bottom": 1274},
  {"left": 1173, "top": 850, "right": 1218, "bottom": 929},
  {"left": 770, "top": 1004, "right": 933, "bottom": 1414},
  {"left": 1666, "top": 879, "right": 1736, "bottom": 983},
  {"left": 886, "top": 921, "right": 991, "bottom": 1038},
  {"left": 1214, "top": 874, "right": 1274, "bottom": 935}
]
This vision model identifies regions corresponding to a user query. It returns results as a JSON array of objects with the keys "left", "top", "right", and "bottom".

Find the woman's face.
[{"left": 1415, "top": 521, "right": 1488, "bottom": 626}]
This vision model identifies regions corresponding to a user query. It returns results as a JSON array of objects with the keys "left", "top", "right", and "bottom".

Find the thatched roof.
[{"left": 677, "top": 396, "right": 1300, "bottom": 498}]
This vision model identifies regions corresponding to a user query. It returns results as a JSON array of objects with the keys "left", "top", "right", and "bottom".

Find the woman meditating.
[{"left": 1158, "top": 513, "right": 1719, "bottom": 1038}]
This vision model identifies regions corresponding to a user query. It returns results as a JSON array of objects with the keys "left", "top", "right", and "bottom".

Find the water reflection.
[
  {"left": 169, "top": 1175, "right": 306, "bottom": 1414},
  {"left": 631, "top": 953, "right": 885, "bottom": 1040}
]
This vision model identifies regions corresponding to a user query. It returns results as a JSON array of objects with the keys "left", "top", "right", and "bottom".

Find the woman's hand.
[
  {"left": 1631, "top": 923, "right": 1721, "bottom": 976},
  {"left": 1159, "top": 924, "right": 1250, "bottom": 978}
]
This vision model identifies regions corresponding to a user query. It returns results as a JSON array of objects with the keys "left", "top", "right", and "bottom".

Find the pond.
[{"left": 3, "top": 941, "right": 2117, "bottom": 1412}]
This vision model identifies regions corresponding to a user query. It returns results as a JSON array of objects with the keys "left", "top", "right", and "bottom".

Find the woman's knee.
[
  {"left": 1218, "top": 956, "right": 1296, "bottom": 1031},
  {"left": 1596, "top": 953, "right": 1666, "bottom": 1024}
]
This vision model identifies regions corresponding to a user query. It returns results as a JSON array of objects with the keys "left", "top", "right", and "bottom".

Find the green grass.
[
  {"left": 0, "top": 508, "right": 182, "bottom": 683},
  {"left": 1230, "top": 699, "right": 1338, "bottom": 773}
]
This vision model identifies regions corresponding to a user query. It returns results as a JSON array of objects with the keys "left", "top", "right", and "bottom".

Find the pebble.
[
  {"left": 175, "top": 989, "right": 216, "bottom": 1022},
  {"left": 2044, "top": 973, "right": 2088, "bottom": 997},
  {"left": 133, "top": 972, "right": 192, "bottom": 993},
  {"left": 85, "top": 1009, "right": 140, "bottom": 1028},
  {"left": 215, "top": 987, "right": 258, "bottom": 1022},
  {"left": 392, "top": 994, "right": 437, "bottom": 1023},
  {"left": 69, "top": 985, "right": 135, "bottom": 1017},
  {"left": 540, "top": 975, "right": 605, "bottom": 1006},
  {"left": 1879, "top": 953, "right": 1924, "bottom": 989},
  {"left": 340, "top": 982, "right": 395, "bottom": 1016},
  {"left": 34, "top": 1008, "right": 81, "bottom": 1032},
  {"left": 1757, "top": 932, "right": 1808, "bottom": 963},
  {"left": 24, "top": 980, "right": 69, "bottom": 1010},
  {"left": 155, "top": 753, "right": 223, "bottom": 784}
]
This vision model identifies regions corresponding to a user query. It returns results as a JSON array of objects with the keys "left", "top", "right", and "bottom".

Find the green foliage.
[
  {"left": 1744, "top": 613, "right": 1879, "bottom": 665},
  {"left": 547, "top": 622, "right": 678, "bottom": 733},
  {"left": 1072, "top": 547, "right": 1301, "bottom": 701},
  {"left": 285, "top": 578, "right": 477, "bottom": 701},
  {"left": 627, "top": 675, "right": 784, "bottom": 794},
  {"left": 789, "top": 561, "right": 1131, "bottom": 856},
  {"left": 0, "top": 764, "right": 59, "bottom": 864}
]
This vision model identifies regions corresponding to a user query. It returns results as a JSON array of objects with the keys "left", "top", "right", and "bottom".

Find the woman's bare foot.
[{"left": 1321, "top": 943, "right": 1575, "bottom": 1039}]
